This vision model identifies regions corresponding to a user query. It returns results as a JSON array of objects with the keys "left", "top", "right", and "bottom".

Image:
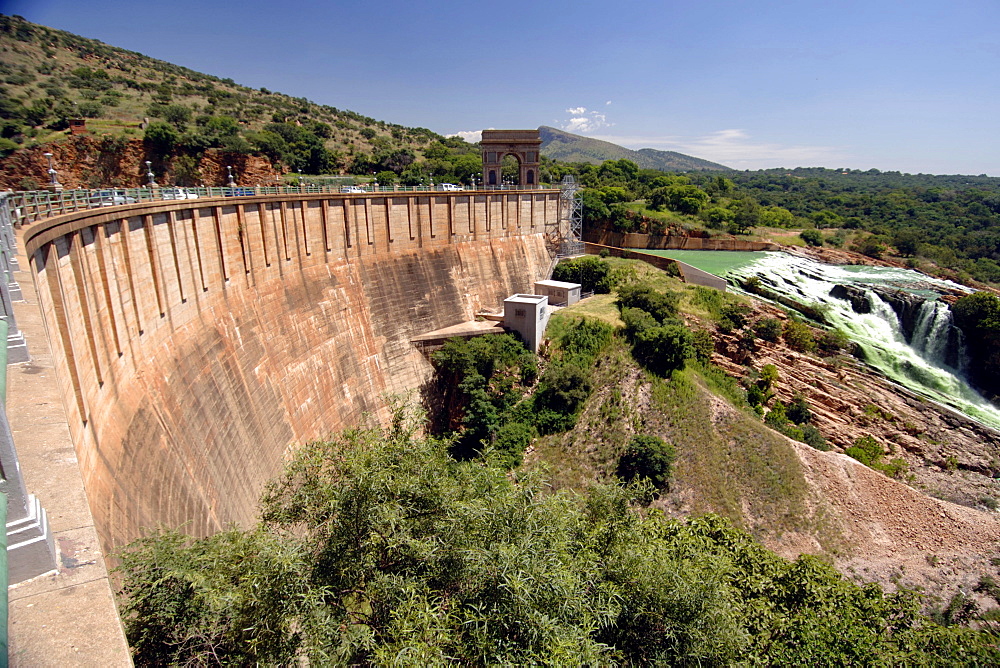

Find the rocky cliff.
[{"left": 0, "top": 136, "right": 278, "bottom": 190}]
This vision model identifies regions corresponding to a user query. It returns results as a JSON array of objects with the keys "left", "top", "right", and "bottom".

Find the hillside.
[
  {"left": 0, "top": 14, "right": 446, "bottom": 177},
  {"left": 539, "top": 125, "right": 730, "bottom": 171}
]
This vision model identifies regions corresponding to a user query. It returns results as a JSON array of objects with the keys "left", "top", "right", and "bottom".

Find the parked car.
[
  {"left": 340, "top": 186, "right": 367, "bottom": 194},
  {"left": 438, "top": 183, "right": 464, "bottom": 191},
  {"left": 223, "top": 187, "right": 255, "bottom": 197},
  {"left": 93, "top": 190, "right": 137, "bottom": 206},
  {"left": 160, "top": 187, "right": 199, "bottom": 200}
]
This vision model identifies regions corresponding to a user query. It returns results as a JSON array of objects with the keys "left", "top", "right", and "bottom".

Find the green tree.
[
  {"left": 632, "top": 324, "right": 694, "bottom": 375},
  {"left": 116, "top": 416, "right": 1000, "bottom": 665},
  {"left": 617, "top": 434, "right": 677, "bottom": 490}
]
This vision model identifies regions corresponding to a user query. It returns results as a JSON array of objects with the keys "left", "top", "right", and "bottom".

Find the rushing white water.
[{"left": 717, "top": 251, "right": 1000, "bottom": 431}]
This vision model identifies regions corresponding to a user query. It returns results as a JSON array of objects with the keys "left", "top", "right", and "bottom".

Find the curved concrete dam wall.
[{"left": 23, "top": 190, "right": 561, "bottom": 552}]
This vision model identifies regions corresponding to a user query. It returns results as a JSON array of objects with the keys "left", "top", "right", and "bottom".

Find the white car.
[
  {"left": 93, "top": 190, "right": 136, "bottom": 206},
  {"left": 161, "top": 187, "right": 199, "bottom": 200},
  {"left": 438, "top": 183, "right": 464, "bottom": 191},
  {"left": 340, "top": 186, "right": 366, "bottom": 194}
]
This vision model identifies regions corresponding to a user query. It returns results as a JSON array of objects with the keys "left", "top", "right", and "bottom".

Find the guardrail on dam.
[{"left": 21, "top": 189, "right": 562, "bottom": 554}]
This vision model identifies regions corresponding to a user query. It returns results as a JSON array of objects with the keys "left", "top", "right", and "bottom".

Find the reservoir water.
[{"left": 644, "top": 249, "right": 1000, "bottom": 431}]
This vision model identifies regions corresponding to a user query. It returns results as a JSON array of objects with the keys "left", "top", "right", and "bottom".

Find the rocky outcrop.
[
  {"left": 829, "top": 284, "right": 872, "bottom": 313},
  {"left": 0, "top": 136, "right": 278, "bottom": 189},
  {"left": 706, "top": 299, "right": 1000, "bottom": 511}
]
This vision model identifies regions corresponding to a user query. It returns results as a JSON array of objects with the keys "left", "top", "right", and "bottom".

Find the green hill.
[
  {"left": 539, "top": 125, "right": 730, "bottom": 172},
  {"left": 0, "top": 14, "right": 446, "bottom": 174}
]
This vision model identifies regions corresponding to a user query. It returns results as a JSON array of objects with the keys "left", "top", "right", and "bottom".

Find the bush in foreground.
[{"left": 117, "top": 410, "right": 999, "bottom": 666}]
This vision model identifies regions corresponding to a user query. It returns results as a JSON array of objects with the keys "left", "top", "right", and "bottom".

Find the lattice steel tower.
[{"left": 559, "top": 175, "right": 584, "bottom": 256}]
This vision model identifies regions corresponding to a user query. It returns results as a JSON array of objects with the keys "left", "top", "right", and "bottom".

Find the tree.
[
  {"left": 799, "top": 229, "right": 823, "bottom": 246},
  {"left": 144, "top": 121, "right": 179, "bottom": 155},
  {"left": 617, "top": 434, "right": 677, "bottom": 490},
  {"left": 632, "top": 324, "right": 693, "bottom": 375},
  {"left": 952, "top": 292, "right": 1000, "bottom": 397},
  {"left": 117, "top": 415, "right": 1000, "bottom": 665},
  {"left": 616, "top": 282, "right": 679, "bottom": 323}
]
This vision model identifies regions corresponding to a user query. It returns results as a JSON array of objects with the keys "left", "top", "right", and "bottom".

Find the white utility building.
[
  {"left": 533, "top": 279, "right": 582, "bottom": 306},
  {"left": 503, "top": 294, "right": 550, "bottom": 353}
]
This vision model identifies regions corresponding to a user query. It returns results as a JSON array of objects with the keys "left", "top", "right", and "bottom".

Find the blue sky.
[{"left": 6, "top": 0, "right": 1000, "bottom": 175}]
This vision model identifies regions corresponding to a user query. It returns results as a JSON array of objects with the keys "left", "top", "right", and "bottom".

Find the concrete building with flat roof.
[
  {"left": 503, "top": 294, "right": 550, "bottom": 352},
  {"left": 534, "top": 279, "right": 582, "bottom": 306}
]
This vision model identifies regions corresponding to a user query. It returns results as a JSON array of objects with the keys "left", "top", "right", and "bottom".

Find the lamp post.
[
  {"left": 227, "top": 165, "right": 235, "bottom": 187},
  {"left": 43, "top": 152, "right": 62, "bottom": 191},
  {"left": 145, "top": 160, "right": 157, "bottom": 188},
  {"left": 297, "top": 170, "right": 303, "bottom": 189}
]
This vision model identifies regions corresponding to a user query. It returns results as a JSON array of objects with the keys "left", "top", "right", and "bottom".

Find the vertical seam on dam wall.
[{"left": 22, "top": 191, "right": 563, "bottom": 554}]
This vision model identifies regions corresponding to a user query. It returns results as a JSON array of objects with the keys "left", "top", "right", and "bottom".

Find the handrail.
[{"left": 7, "top": 184, "right": 559, "bottom": 228}]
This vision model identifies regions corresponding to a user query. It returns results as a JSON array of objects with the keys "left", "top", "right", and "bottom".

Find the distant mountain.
[{"left": 538, "top": 126, "right": 730, "bottom": 172}]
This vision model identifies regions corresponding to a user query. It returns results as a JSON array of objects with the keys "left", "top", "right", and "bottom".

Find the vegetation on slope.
[
  {"left": 117, "top": 405, "right": 1000, "bottom": 665},
  {"left": 0, "top": 14, "right": 485, "bottom": 183}
]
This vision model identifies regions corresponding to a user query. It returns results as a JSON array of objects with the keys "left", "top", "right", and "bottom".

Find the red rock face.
[
  {"left": 0, "top": 137, "right": 279, "bottom": 189},
  {"left": 23, "top": 191, "right": 561, "bottom": 553}
]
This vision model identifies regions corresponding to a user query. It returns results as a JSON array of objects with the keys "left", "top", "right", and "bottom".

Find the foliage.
[
  {"left": 783, "top": 319, "right": 817, "bottom": 352},
  {"left": 725, "top": 167, "right": 1000, "bottom": 285},
  {"left": 852, "top": 234, "right": 888, "bottom": 259},
  {"left": 617, "top": 434, "right": 677, "bottom": 490},
  {"left": 615, "top": 282, "right": 678, "bottom": 323},
  {"left": 429, "top": 334, "right": 536, "bottom": 456},
  {"left": 951, "top": 292, "right": 1000, "bottom": 398},
  {"left": 620, "top": 306, "right": 657, "bottom": 342},
  {"left": 552, "top": 256, "right": 613, "bottom": 293},
  {"left": 786, "top": 394, "right": 813, "bottom": 425},
  {"left": 632, "top": 324, "right": 694, "bottom": 375},
  {"left": 800, "top": 424, "right": 830, "bottom": 451},
  {"left": 817, "top": 327, "right": 851, "bottom": 355},
  {"left": 799, "top": 228, "right": 823, "bottom": 246},
  {"left": 116, "top": 412, "right": 1000, "bottom": 665},
  {"left": 845, "top": 435, "right": 908, "bottom": 479},
  {"left": 690, "top": 329, "right": 714, "bottom": 362},
  {"left": 754, "top": 317, "right": 783, "bottom": 342}
]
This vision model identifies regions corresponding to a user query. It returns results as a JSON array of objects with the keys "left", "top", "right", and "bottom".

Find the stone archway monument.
[{"left": 481, "top": 129, "right": 542, "bottom": 188}]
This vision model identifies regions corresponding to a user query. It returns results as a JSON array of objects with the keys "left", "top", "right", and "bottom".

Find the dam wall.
[{"left": 23, "top": 190, "right": 561, "bottom": 552}]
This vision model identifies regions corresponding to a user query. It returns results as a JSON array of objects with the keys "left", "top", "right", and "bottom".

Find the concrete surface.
[{"left": 6, "top": 244, "right": 131, "bottom": 666}]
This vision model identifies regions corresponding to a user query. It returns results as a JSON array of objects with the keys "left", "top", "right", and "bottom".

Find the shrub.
[
  {"left": 616, "top": 282, "right": 679, "bottom": 323},
  {"left": 764, "top": 400, "right": 789, "bottom": 430},
  {"left": 817, "top": 328, "right": 851, "bottom": 354},
  {"left": 759, "top": 364, "right": 779, "bottom": 392},
  {"left": 799, "top": 229, "right": 823, "bottom": 246},
  {"left": 621, "top": 307, "right": 657, "bottom": 342},
  {"left": 493, "top": 421, "right": 536, "bottom": 469},
  {"left": 783, "top": 319, "right": 816, "bottom": 352},
  {"left": 753, "top": 318, "right": 783, "bottom": 343},
  {"left": 690, "top": 330, "right": 714, "bottom": 362},
  {"left": 534, "top": 363, "right": 592, "bottom": 417},
  {"left": 553, "top": 256, "right": 611, "bottom": 294},
  {"left": 720, "top": 302, "right": 752, "bottom": 329},
  {"left": 845, "top": 435, "right": 882, "bottom": 467},
  {"left": 800, "top": 424, "right": 830, "bottom": 451},
  {"left": 617, "top": 435, "right": 677, "bottom": 490},
  {"left": 786, "top": 395, "right": 812, "bottom": 425},
  {"left": 632, "top": 324, "right": 693, "bottom": 375}
]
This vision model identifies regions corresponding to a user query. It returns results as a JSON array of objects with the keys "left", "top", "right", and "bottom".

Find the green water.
[{"left": 638, "top": 250, "right": 768, "bottom": 276}]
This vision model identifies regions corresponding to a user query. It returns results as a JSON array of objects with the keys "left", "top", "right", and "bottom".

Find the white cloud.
[
  {"left": 558, "top": 107, "right": 613, "bottom": 134},
  {"left": 591, "top": 129, "right": 848, "bottom": 169},
  {"left": 605, "top": 100, "right": 612, "bottom": 105},
  {"left": 447, "top": 129, "right": 489, "bottom": 143}
]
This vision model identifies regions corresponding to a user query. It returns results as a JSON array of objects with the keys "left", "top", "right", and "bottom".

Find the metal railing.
[{"left": 6, "top": 183, "right": 558, "bottom": 228}]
